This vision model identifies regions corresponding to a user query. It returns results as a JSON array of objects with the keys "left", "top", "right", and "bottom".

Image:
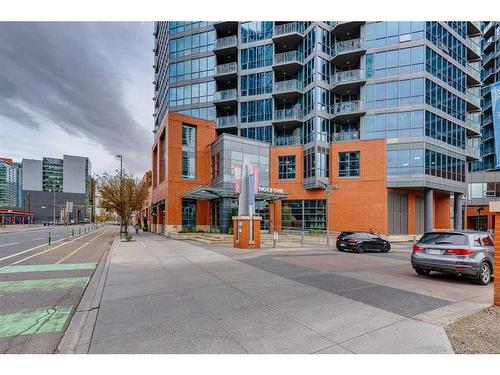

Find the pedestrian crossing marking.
[
  {"left": 0, "top": 277, "right": 90, "bottom": 295},
  {"left": 0, "top": 263, "right": 96, "bottom": 274},
  {"left": 0, "top": 305, "right": 73, "bottom": 338}
]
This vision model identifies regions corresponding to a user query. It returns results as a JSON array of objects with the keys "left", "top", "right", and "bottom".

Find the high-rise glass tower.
[{"left": 153, "top": 21, "right": 483, "bottom": 232}]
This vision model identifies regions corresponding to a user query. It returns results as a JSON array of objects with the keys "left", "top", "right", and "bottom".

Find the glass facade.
[
  {"left": 240, "top": 44, "right": 273, "bottom": 70},
  {"left": 338, "top": 152, "right": 360, "bottom": 177},
  {"left": 240, "top": 99, "right": 272, "bottom": 123},
  {"left": 42, "top": 158, "right": 63, "bottom": 192},
  {"left": 169, "top": 30, "right": 216, "bottom": 58},
  {"left": 241, "top": 72, "right": 273, "bottom": 97},
  {"left": 182, "top": 125, "right": 196, "bottom": 179},
  {"left": 281, "top": 200, "right": 326, "bottom": 231},
  {"left": 278, "top": 156, "right": 296, "bottom": 179},
  {"left": 241, "top": 22, "right": 273, "bottom": 44}
]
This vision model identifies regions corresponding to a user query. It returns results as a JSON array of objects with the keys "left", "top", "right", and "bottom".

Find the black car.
[{"left": 336, "top": 231, "right": 391, "bottom": 254}]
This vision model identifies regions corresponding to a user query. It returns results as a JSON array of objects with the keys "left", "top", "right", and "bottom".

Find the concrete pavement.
[{"left": 82, "top": 232, "right": 454, "bottom": 354}]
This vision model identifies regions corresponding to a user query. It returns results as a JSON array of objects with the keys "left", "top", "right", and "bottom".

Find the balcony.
[
  {"left": 467, "top": 21, "right": 481, "bottom": 36},
  {"left": 331, "top": 21, "right": 365, "bottom": 36},
  {"left": 466, "top": 143, "right": 481, "bottom": 161},
  {"left": 273, "top": 51, "right": 303, "bottom": 74},
  {"left": 214, "top": 35, "right": 237, "bottom": 54},
  {"left": 272, "top": 79, "right": 303, "bottom": 101},
  {"left": 274, "top": 135, "right": 301, "bottom": 146},
  {"left": 481, "top": 143, "right": 496, "bottom": 157},
  {"left": 333, "top": 131, "right": 360, "bottom": 142},
  {"left": 330, "top": 69, "right": 366, "bottom": 94},
  {"left": 483, "top": 35, "right": 496, "bottom": 54},
  {"left": 216, "top": 115, "right": 238, "bottom": 129},
  {"left": 273, "top": 22, "right": 305, "bottom": 48},
  {"left": 213, "top": 21, "right": 238, "bottom": 34},
  {"left": 466, "top": 64, "right": 481, "bottom": 86},
  {"left": 483, "top": 50, "right": 495, "bottom": 69},
  {"left": 213, "top": 89, "right": 237, "bottom": 107},
  {"left": 483, "top": 115, "right": 493, "bottom": 127},
  {"left": 330, "top": 100, "right": 365, "bottom": 121},
  {"left": 466, "top": 38, "right": 481, "bottom": 61},
  {"left": 466, "top": 91, "right": 481, "bottom": 111},
  {"left": 481, "top": 66, "right": 495, "bottom": 84},
  {"left": 331, "top": 38, "right": 366, "bottom": 65},
  {"left": 483, "top": 22, "right": 495, "bottom": 38},
  {"left": 465, "top": 113, "right": 481, "bottom": 135},
  {"left": 272, "top": 106, "right": 303, "bottom": 127},
  {"left": 213, "top": 62, "right": 238, "bottom": 80}
]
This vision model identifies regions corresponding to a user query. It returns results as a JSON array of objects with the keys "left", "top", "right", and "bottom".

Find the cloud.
[{"left": 0, "top": 22, "right": 153, "bottom": 174}]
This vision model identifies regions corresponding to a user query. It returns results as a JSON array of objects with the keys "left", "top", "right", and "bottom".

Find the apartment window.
[
  {"left": 240, "top": 99, "right": 272, "bottom": 123},
  {"left": 338, "top": 152, "right": 360, "bottom": 177},
  {"left": 424, "top": 149, "right": 465, "bottom": 182},
  {"left": 169, "top": 31, "right": 215, "bottom": 58},
  {"left": 169, "top": 56, "right": 216, "bottom": 83},
  {"left": 365, "top": 78, "right": 424, "bottom": 110},
  {"left": 182, "top": 125, "right": 196, "bottom": 179},
  {"left": 304, "top": 147, "right": 329, "bottom": 178},
  {"left": 240, "top": 72, "right": 273, "bottom": 97},
  {"left": 365, "top": 22, "right": 425, "bottom": 48},
  {"left": 425, "top": 47, "right": 466, "bottom": 93},
  {"left": 281, "top": 200, "right": 326, "bottom": 231},
  {"left": 426, "top": 22, "right": 467, "bottom": 66},
  {"left": 366, "top": 46, "right": 425, "bottom": 79},
  {"left": 240, "top": 44, "right": 273, "bottom": 70},
  {"left": 364, "top": 110, "right": 424, "bottom": 139},
  {"left": 240, "top": 22, "right": 273, "bottom": 43},
  {"left": 278, "top": 156, "right": 296, "bottom": 180},
  {"left": 387, "top": 147, "right": 425, "bottom": 176},
  {"left": 240, "top": 126, "right": 272, "bottom": 143},
  {"left": 425, "top": 79, "right": 466, "bottom": 121},
  {"left": 211, "top": 151, "right": 221, "bottom": 179},
  {"left": 169, "top": 81, "right": 215, "bottom": 107}
]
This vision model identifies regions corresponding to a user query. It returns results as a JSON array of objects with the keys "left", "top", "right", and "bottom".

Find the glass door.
[{"left": 182, "top": 200, "right": 196, "bottom": 230}]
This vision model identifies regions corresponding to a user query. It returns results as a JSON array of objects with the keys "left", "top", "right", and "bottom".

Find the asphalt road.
[{"left": 0, "top": 225, "right": 117, "bottom": 353}]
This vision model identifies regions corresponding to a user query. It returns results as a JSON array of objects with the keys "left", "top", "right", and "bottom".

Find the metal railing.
[
  {"left": 273, "top": 50, "right": 304, "bottom": 65},
  {"left": 216, "top": 115, "right": 238, "bottom": 128},
  {"left": 333, "top": 38, "right": 364, "bottom": 55},
  {"left": 273, "top": 106, "right": 303, "bottom": 121},
  {"left": 467, "top": 91, "right": 481, "bottom": 108},
  {"left": 331, "top": 69, "right": 365, "bottom": 86},
  {"left": 214, "top": 89, "right": 237, "bottom": 102},
  {"left": 330, "top": 100, "right": 364, "bottom": 115},
  {"left": 274, "top": 22, "right": 305, "bottom": 37},
  {"left": 274, "top": 135, "right": 301, "bottom": 146},
  {"left": 273, "top": 79, "right": 303, "bottom": 93},
  {"left": 214, "top": 62, "right": 237, "bottom": 75},
  {"left": 214, "top": 35, "right": 237, "bottom": 50}
]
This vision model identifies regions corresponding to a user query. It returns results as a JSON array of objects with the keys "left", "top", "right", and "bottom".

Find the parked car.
[
  {"left": 411, "top": 230, "right": 494, "bottom": 285},
  {"left": 336, "top": 231, "right": 391, "bottom": 254}
]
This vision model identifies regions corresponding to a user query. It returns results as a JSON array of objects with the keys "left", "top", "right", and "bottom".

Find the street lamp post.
[
  {"left": 116, "top": 154, "right": 123, "bottom": 238},
  {"left": 320, "top": 181, "right": 339, "bottom": 246}
]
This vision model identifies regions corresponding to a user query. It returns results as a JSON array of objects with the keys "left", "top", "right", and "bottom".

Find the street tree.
[{"left": 97, "top": 169, "right": 149, "bottom": 235}]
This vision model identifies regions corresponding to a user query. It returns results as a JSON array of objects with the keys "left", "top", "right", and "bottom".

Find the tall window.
[
  {"left": 240, "top": 22, "right": 273, "bottom": 43},
  {"left": 278, "top": 156, "right": 296, "bottom": 179},
  {"left": 182, "top": 125, "right": 196, "bottom": 179},
  {"left": 240, "top": 99, "right": 272, "bottom": 123},
  {"left": 241, "top": 72, "right": 273, "bottom": 96},
  {"left": 240, "top": 44, "right": 273, "bottom": 70},
  {"left": 338, "top": 152, "right": 360, "bottom": 177}
]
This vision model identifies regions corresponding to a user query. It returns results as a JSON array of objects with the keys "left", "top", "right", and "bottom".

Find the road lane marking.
[
  {"left": 0, "top": 227, "right": 108, "bottom": 266},
  {"left": 0, "top": 263, "right": 96, "bottom": 274},
  {"left": 55, "top": 228, "right": 110, "bottom": 264},
  {"left": 0, "top": 242, "right": 19, "bottom": 248},
  {"left": 30, "top": 237, "right": 45, "bottom": 241},
  {"left": 0, "top": 277, "right": 90, "bottom": 295},
  {"left": 0, "top": 305, "right": 73, "bottom": 338}
]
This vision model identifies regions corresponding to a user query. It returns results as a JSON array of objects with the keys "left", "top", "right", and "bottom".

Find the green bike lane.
[{"left": 0, "top": 226, "right": 116, "bottom": 353}]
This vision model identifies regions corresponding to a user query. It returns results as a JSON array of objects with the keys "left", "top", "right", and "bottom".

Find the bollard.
[
  {"left": 72, "top": 228, "right": 75, "bottom": 238},
  {"left": 48, "top": 231, "right": 52, "bottom": 246},
  {"left": 79, "top": 227, "right": 81, "bottom": 236}
]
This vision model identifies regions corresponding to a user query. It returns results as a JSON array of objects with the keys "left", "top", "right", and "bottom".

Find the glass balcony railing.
[
  {"left": 273, "top": 79, "right": 303, "bottom": 93},
  {"left": 273, "top": 106, "right": 303, "bottom": 122},
  {"left": 333, "top": 131, "right": 360, "bottom": 142},
  {"left": 483, "top": 115, "right": 493, "bottom": 125},
  {"left": 331, "top": 69, "right": 365, "bottom": 86},
  {"left": 466, "top": 64, "right": 480, "bottom": 82},
  {"left": 465, "top": 113, "right": 481, "bottom": 133},
  {"left": 274, "top": 135, "right": 301, "bottom": 146},
  {"left": 333, "top": 38, "right": 364, "bottom": 55},
  {"left": 482, "top": 66, "right": 494, "bottom": 81},
  {"left": 466, "top": 144, "right": 481, "bottom": 159},
  {"left": 274, "top": 22, "right": 305, "bottom": 37},
  {"left": 481, "top": 144, "right": 495, "bottom": 156},
  {"left": 273, "top": 50, "right": 304, "bottom": 65},
  {"left": 483, "top": 50, "right": 495, "bottom": 63},
  {"left": 214, "top": 35, "right": 237, "bottom": 50},
  {"left": 467, "top": 38, "right": 481, "bottom": 56},
  {"left": 482, "top": 129, "right": 495, "bottom": 140},
  {"left": 330, "top": 100, "right": 364, "bottom": 115},
  {"left": 216, "top": 115, "right": 237, "bottom": 128},
  {"left": 467, "top": 91, "right": 481, "bottom": 108},
  {"left": 214, "top": 89, "right": 237, "bottom": 102},
  {"left": 214, "top": 62, "right": 237, "bottom": 75}
]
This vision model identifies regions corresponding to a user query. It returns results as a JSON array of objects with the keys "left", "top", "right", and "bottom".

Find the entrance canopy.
[{"left": 182, "top": 186, "right": 287, "bottom": 201}]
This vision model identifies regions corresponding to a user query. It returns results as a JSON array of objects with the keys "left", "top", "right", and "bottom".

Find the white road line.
[
  {"left": 0, "top": 240, "right": 65, "bottom": 262},
  {"left": 0, "top": 242, "right": 19, "bottom": 248},
  {"left": 30, "top": 237, "right": 45, "bottom": 241}
]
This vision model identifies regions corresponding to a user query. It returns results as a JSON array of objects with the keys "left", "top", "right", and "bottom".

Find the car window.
[
  {"left": 473, "top": 234, "right": 482, "bottom": 246},
  {"left": 481, "top": 235, "right": 494, "bottom": 246},
  {"left": 354, "top": 233, "right": 367, "bottom": 239},
  {"left": 418, "top": 233, "right": 468, "bottom": 245},
  {"left": 368, "top": 233, "right": 379, "bottom": 240}
]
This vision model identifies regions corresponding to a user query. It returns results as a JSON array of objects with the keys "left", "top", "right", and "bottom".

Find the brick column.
[{"left": 490, "top": 202, "right": 500, "bottom": 306}]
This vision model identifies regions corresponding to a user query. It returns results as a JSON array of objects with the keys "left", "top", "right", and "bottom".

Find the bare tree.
[{"left": 97, "top": 169, "right": 149, "bottom": 235}]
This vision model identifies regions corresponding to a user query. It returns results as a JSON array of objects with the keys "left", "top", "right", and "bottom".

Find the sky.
[{"left": 0, "top": 22, "right": 154, "bottom": 177}]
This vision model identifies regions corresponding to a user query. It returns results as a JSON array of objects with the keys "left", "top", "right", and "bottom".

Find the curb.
[{"left": 56, "top": 233, "right": 116, "bottom": 354}]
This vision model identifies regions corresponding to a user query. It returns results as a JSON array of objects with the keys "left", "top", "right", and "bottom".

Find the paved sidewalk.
[{"left": 87, "top": 232, "right": 453, "bottom": 354}]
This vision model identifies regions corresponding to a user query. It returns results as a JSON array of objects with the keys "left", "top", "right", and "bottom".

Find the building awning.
[
  {"left": 182, "top": 186, "right": 236, "bottom": 200},
  {"left": 182, "top": 186, "right": 287, "bottom": 201}
]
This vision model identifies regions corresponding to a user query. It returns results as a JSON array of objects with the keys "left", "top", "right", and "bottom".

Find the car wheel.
[
  {"left": 355, "top": 244, "right": 365, "bottom": 254},
  {"left": 381, "top": 244, "right": 390, "bottom": 253},
  {"left": 415, "top": 268, "right": 430, "bottom": 276},
  {"left": 476, "top": 262, "right": 492, "bottom": 285},
  {"left": 336, "top": 246, "right": 344, "bottom": 252}
]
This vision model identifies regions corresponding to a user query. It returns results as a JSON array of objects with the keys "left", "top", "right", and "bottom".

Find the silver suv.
[{"left": 411, "top": 231, "right": 494, "bottom": 285}]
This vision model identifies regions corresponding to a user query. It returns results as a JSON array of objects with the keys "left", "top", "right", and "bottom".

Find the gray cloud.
[{"left": 0, "top": 22, "right": 153, "bottom": 173}]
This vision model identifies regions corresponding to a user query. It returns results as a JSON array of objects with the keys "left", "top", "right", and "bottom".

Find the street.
[{"left": 0, "top": 225, "right": 116, "bottom": 353}]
